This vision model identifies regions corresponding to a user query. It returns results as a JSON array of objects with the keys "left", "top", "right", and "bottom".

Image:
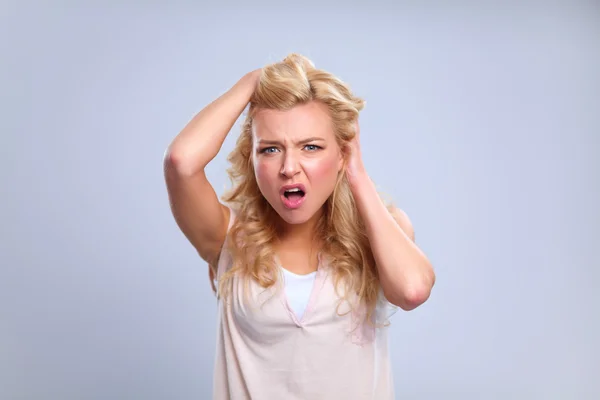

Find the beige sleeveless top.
[{"left": 213, "top": 208, "right": 399, "bottom": 399}]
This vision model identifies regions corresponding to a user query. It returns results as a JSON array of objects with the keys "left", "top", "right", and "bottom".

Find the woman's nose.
[{"left": 279, "top": 153, "right": 300, "bottom": 178}]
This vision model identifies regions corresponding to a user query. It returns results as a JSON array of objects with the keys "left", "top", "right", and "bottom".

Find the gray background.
[{"left": 2, "top": 1, "right": 599, "bottom": 399}]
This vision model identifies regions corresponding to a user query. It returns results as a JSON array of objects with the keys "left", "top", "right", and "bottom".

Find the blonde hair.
[{"left": 215, "top": 53, "right": 385, "bottom": 323}]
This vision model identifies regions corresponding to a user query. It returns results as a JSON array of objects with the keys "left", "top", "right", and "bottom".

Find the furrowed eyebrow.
[{"left": 257, "top": 137, "right": 326, "bottom": 146}]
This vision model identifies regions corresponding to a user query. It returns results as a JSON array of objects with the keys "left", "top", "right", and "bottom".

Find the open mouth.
[
  {"left": 283, "top": 187, "right": 305, "bottom": 200},
  {"left": 280, "top": 184, "right": 307, "bottom": 209}
]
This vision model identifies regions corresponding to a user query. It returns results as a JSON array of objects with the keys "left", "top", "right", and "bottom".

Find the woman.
[{"left": 164, "top": 54, "right": 435, "bottom": 399}]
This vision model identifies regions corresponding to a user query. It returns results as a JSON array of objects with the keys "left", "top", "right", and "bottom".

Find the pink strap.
[{"left": 216, "top": 206, "right": 236, "bottom": 280}]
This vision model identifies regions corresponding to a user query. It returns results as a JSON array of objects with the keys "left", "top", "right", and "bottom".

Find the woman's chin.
[
  {"left": 276, "top": 210, "right": 312, "bottom": 225},
  {"left": 274, "top": 205, "right": 325, "bottom": 227}
]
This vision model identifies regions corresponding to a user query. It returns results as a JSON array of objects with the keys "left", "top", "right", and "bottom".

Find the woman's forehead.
[{"left": 252, "top": 102, "right": 334, "bottom": 141}]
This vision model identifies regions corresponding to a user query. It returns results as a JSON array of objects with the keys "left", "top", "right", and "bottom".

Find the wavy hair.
[{"left": 215, "top": 53, "right": 385, "bottom": 323}]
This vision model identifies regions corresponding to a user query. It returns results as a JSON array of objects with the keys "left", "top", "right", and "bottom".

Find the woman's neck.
[
  {"left": 275, "top": 209, "right": 322, "bottom": 252},
  {"left": 273, "top": 220, "right": 322, "bottom": 274}
]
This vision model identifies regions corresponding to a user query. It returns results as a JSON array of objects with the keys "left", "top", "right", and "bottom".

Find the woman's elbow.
[{"left": 388, "top": 272, "right": 436, "bottom": 311}]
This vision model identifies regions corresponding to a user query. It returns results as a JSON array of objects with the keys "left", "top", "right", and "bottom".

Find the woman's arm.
[
  {"left": 346, "top": 123, "right": 435, "bottom": 311},
  {"left": 166, "top": 69, "right": 261, "bottom": 175},
  {"left": 164, "top": 70, "right": 260, "bottom": 266}
]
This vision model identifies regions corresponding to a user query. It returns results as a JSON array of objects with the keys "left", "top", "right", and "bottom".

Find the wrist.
[{"left": 346, "top": 166, "right": 370, "bottom": 193}]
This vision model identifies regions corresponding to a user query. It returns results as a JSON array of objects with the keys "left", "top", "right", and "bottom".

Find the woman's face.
[{"left": 252, "top": 101, "right": 345, "bottom": 226}]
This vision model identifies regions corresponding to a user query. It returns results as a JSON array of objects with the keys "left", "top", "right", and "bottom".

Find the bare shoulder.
[{"left": 388, "top": 206, "right": 415, "bottom": 242}]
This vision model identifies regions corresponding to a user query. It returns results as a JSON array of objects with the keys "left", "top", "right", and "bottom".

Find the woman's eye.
[
  {"left": 304, "top": 144, "right": 321, "bottom": 151},
  {"left": 260, "top": 147, "right": 278, "bottom": 154}
]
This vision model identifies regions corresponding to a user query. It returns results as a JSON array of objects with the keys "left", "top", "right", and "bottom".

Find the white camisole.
[{"left": 280, "top": 268, "right": 318, "bottom": 320}]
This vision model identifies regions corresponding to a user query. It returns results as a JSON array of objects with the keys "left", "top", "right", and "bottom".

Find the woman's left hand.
[{"left": 345, "top": 119, "right": 367, "bottom": 182}]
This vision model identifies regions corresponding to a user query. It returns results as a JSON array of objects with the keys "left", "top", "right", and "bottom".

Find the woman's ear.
[{"left": 338, "top": 144, "right": 349, "bottom": 172}]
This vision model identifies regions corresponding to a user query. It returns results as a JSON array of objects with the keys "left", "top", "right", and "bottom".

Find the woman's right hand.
[
  {"left": 246, "top": 68, "right": 262, "bottom": 86},
  {"left": 238, "top": 68, "right": 262, "bottom": 97}
]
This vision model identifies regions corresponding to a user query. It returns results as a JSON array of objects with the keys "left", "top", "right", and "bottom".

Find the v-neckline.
[{"left": 275, "top": 253, "right": 327, "bottom": 327}]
